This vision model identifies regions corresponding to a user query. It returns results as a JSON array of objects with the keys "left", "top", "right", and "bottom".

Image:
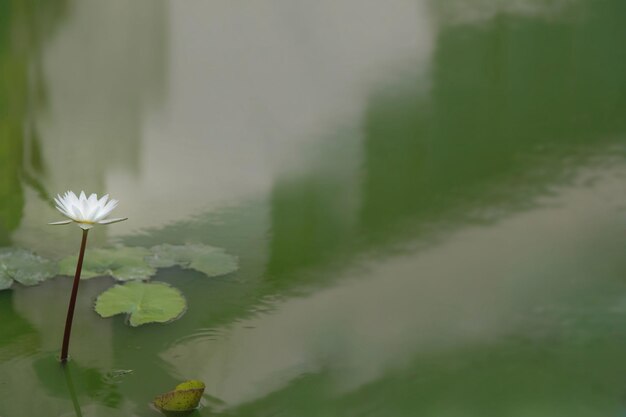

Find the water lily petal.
[
  {"left": 55, "top": 205, "right": 72, "bottom": 218},
  {"left": 95, "top": 200, "right": 118, "bottom": 221},
  {"left": 98, "top": 217, "right": 128, "bottom": 225},
  {"left": 98, "top": 194, "right": 109, "bottom": 207},
  {"left": 69, "top": 204, "right": 82, "bottom": 219},
  {"left": 48, "top": 220, "right": 72, "bottom": 225},
  {"left": 68, "top": 191, "right": 79, "bottom": 206}
]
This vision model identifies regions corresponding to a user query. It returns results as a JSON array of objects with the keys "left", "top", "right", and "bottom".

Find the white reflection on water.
[
  {"left": 14, "top": 0, "right": 434, "bottom": 249},
  {"left": 12, "top": 0, "right": 167, "bottom": 254},
  {"left": 36, "top": 0, "right": 166, "bottom": 184},
  {"left": 108, "top": 0, "right": 434, "bottom": 234},
  {"left": 161, "top": 160, "right": 626, "bottom": 409}
]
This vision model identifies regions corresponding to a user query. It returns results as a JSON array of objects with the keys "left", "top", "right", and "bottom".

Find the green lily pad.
[
  {"left": 154, "top": 380, "right": 205, "bottom": 412},
  {"left": 0, "top": 248, "right": 58, "bottom": 287},
  {"left": 146, "top": 244, "right": 238, "bottom": 277},
  {"left": 94, "top": 281, "right": 187, "bottom": 327},
  {"left": 59, "top": 246, "right": 155, "bottom": 281},
  {"left": 0, "top": 274, "right": 12, "bottom": 291}
]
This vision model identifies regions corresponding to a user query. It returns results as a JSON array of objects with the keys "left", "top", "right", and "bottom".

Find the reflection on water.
[
  {"left": 433, "top": 0, "right": 576, "bottom": 24},
  {"left": 12, "top": 0, "right": 168, "bottom": 255},
  {"left": 163, "top": 161, "right": 626, "bottom": 410},
  {"left": 0, "top": 0, "right": 68, "bottom": 245},
  {"left": 0, "top": 291, "right": 39, "bottom": 363},
  {"left": 105, "top": 0, "right": 433, "bottom": 236},
  {"left": 0, "top": 0, "right": 625, "bottom": 416},
  {"left": 63, "top": 365, "right": 83, "bottom": 417}
]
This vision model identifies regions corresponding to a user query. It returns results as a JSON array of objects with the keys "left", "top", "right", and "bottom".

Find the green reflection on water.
[
  {"left": 0, "top": 291, "right": 39, "bottom": 363},
  {"left": 360, "top": 2, "right": 626, "bottom": 244},
  {"left": 34, "top": 357, "right": 122, "bottom": 409},
  {"left": 0, "top": 0, "right": 626, "bottom": 416},
  {"left": 0, "top": 0, "right": 66, "bottom": 245}
]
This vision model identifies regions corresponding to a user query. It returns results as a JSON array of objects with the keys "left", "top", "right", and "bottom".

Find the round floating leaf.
[
  {"left": 0, "top": 248, "right": 58, "bottom": 287},
  {"left": 0, "top": 274, "right": 12, "bottom": 291},
  {"left": 94, "top": 281, "right": 187, "bottom": 327},
  {"left": 154, "top": 380, "right": 205, "bottom": 412},
  {"left": 146, "top": 244, "right": 238, "bottom": 277},
  {"left": 59, "top": 246, "right": 155, "bottom": 281}
]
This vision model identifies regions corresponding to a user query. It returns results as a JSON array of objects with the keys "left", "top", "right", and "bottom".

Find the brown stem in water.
[{"left": 60, "top": 228, "right": 89, "bottom": 364}]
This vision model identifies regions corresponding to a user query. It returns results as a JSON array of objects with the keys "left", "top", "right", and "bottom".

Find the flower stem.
[{"left": 60, "top": 228, "right": 89, "bottom": 363}]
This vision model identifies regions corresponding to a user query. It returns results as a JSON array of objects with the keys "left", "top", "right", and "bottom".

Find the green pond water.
[{"left": 1, "top": 0, "right": 626, "bottom": 415}]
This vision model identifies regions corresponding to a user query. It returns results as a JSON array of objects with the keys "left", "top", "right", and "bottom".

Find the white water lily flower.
[{"left": 49, "top": 191, "right": 127, "bottom": 230}]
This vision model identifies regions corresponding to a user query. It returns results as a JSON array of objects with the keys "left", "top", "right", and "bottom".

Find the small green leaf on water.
[
  {"left": 59, "top": 246, "right": 155, "bottom": 281},
  {"left": 154, "top": 380, "right": 205, "bottom": 412},
  {"left": 94, "top": 281, "right": 187, "bottom": 327},
  {"left": 0, "top": 274, "right": 12, "bottom": 291},
  {"left": 175, "top": 380, "right": 205, "bottom": 391},
  {"left": 146, "top": 244, "right": 238, "bottom": 277},
  {"left": 0, "top": 248, "right": 58, "bottom": 287}
]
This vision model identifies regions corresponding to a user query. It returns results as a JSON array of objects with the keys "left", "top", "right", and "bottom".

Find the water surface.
[{"left": 1, "top": 0, "right": 626, "bottom": 415}]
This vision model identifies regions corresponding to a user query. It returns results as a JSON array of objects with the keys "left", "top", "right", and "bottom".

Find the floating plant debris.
[{"left": 153, "top": 380, "right": 205, "bottom": 412}]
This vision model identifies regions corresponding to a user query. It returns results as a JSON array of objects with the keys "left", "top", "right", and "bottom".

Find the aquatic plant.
[
  {"left": 0, "top": 248, "right": 58, "bottom": 289},
  {"left": 146, "top": 243, "right": 238, "bottom": 277},
  {"left": 95, "top": 281, "right": 186, "bottom": 327},
  {"left": 49, "top": 191, "right": 127, "bottom": 363},
  {"left": 154, "top": 380, "right": 206, "bottom": 412},
  {"left": 59, "top": 246, "right": 155, "bottom": 281}
]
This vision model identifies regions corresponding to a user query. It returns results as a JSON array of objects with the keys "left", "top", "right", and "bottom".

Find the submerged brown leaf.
[{"left": 153, "top": 380, "right": 205, "bottom": 412}]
